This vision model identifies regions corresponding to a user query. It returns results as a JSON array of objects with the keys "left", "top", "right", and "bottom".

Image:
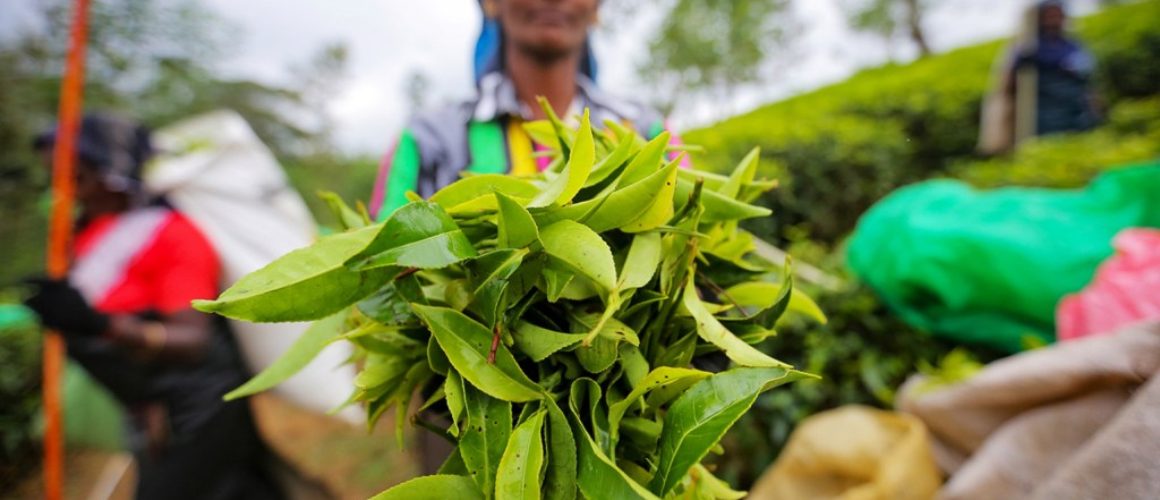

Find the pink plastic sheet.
[{"left": 1057, "top": 229, "right": 1160, "bottom": 341}]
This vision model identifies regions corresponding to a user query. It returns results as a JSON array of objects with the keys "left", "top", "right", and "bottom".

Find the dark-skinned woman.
[
  {"left": 24, "top": 114, "right": 281, "bottom": 500},
  {"left": 368, "top": 0, "right": 681, "bottom": 219}
]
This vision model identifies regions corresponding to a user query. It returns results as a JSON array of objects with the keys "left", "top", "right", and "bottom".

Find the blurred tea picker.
[{"left": 145, "top": 110, "right": 361, "bottom": 423}]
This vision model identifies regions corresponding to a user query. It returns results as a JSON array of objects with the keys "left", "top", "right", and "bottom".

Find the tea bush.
[
  {"left": 0, "top": 309, "right": 41, "bottom": 491},
  {"left": 951, "top": 97, "right": 1160, "bottom": 188},
  {"left": 685, "top": 0, "right": 1160, "bottom": 244}
]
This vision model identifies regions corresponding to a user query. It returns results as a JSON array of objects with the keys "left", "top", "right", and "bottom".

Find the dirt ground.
[
  {"left": 250, "top": 393, "right": 418, "bottom": 499},
  {"left": 6, "top": 394, "right": 418, "bottom": 500},
  {"left": 4, "top": 450, "right": 132, "bottom": 500}
]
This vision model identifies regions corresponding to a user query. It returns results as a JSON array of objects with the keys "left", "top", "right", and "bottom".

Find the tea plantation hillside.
[{"left": 685, "top": 0, "right": 1160, "bottom": 244}]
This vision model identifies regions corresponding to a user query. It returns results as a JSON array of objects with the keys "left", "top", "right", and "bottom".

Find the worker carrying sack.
[{"left": 145, "top": 110, "right": 360, "bottom": 422}]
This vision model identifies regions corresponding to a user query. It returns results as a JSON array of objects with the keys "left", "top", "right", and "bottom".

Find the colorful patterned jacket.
[{"left": 369, "top": 72, "right": 670, "bottom": 219}]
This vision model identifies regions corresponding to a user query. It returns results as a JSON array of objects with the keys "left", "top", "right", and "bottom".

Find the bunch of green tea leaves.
[{"left": 195, "top": 105, "right": 821, "bottom": 500}]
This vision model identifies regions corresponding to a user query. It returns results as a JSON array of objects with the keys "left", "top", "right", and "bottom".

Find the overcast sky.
[{"left": 3, "top": 0, "right": 1100, "bottom": 154}]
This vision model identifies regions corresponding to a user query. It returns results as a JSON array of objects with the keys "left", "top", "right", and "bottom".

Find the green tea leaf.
[
  {"left": 356, "top": 352, "right": 412, "bottom": 395},
  {"left": 224, "top": 312, "right": 346, "bottom": 401},
  {"left": 496, "top": 410, "right": 545, "bottom": 500},
  {"left": 536, "top": 97, "right": 575, "bottom": 158},
  {"left": 677, "top": 169, "right": 777, "bottom": 204},
  {"left": 540, "top": 220, "right": 616, "bottom": 293},
  {"left": 357, "top": 280, "right": 419, "bottom": 326},
  {"left": 575, "top": 335, "right": 619, "bottom": 374},
  {"left": 659, "top": 196, "right": 702, "bottom": 299},
  {"left": 543, "top": 398, "right": 578, "bottom": 500},
  {"left": 619, "top": 417, "right": 662, "bottom": 454},
  {"left": 673, "top": 179, "right": 770, "bottom": 223},
  {"left": 681, "top": 464, "right": 746, "bottom": 500},
  {"left": 320, "top": 191, "right": 369, "bottom": 230},
  {"left": 370, "top": 474, "right": 483, "bottom": 500},
  {"left": 386, "top": 361, "right": 434, "bottom": 440},
  {"left": 530, "top": 109, "right": 594, "bottom": 207},
  {"left": 512, "top": 321, "right": 586, "bottom": 362},
  {"left": 682, "top": 280, "right": 788, "bottom": 368},
  {"left": 461, "top": 384, "right": 513, "bottom": 497},
  {"left": 496, "top": 192, "right": 539, "bottom": 248},
  {"left": 568, "top": 379, "right": 659, "bottom": 500},
  {"left": 621, "top": 155, "right": 681, "bottom": 233},
  {"left": 618, "top": 233, "right": 662, "bottom": 290},
  {"left": 438, "top": 448, "right": 469, "bottom": 476},
  {"left": 343, "top": 321, "right": 424, "bottom": 356},
  {"left": 428, "top": 335, "right": 451, "bottom": 375},
  {"left": 725, "top": 281, "right": 827, "bottom": 326},
  {"left": 194, "top": 226, "right": 388, "bottom": 322},
  {"left": 445, "top": 371, "right": 465, "bottom": 438},
  {"left": 558, "top": 275, "right": 603, "bottom": 302},
  {"left": 430, "top": 174, "right": 539, "bottom": 213},
  {"left": 523, "top": 120, "right": 562, "bottom": 150},
  {"left": 619, "top": 132, "right": 670, "bottom": 187},
  {"left": 413, "top": 305, "right": 543, "bottom": 402},
  {"left": 466, "top": 249, "right": 528, "bottom": 327},
  {"left": 651, "top": 331, "right": 697, "bottom": 373},
  {"left": 619, "top": 344, "right": 650, "bottom": 388},
  {"left": 649, "top": 367, "right": 811, "bottom": 496},
  {"left": 607, "top": 367, "right": 711, "bottom": 444},
  {"left": 349, "top": 202, "right": 477, "bottom": 270},
  {"left": 542, "top": 267, "right": 575, "bottom": 303},
  {"left": 718, "top": 148, "right": 760, "bottom": 199},
  {"left": 533, "top": 157, "right": 679, "bottom": 234},
  {"left": 583, "top": 127, "right": 638, "bottom": 188},
  {"left": 573, "top": 313, "right": 638, "bottom": 346}
]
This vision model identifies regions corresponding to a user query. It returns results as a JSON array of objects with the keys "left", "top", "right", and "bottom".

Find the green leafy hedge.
[
  {"left": 693, "top": 1, "right": 1160, "bottom": 488},
  {"left": 0, "top": 307, "right": 41, "bottom": 491},
  {"left": 684, "top": 0, "right": 1160, "bottom": 243},
  {"left": 708, "top": 284, "right": 1005, "bottom": 488},
  {"left": 951, "top": 97, "right": 1160, "bottom": 188}
]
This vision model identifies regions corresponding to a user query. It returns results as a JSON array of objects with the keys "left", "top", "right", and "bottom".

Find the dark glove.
[{"left": 22, "top": 277, "right": 110, "bottom": 336}]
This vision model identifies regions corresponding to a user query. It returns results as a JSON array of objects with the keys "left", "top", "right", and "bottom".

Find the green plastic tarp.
[{"left": 847, "top": 162, "right": 1160, "bottom": 353}]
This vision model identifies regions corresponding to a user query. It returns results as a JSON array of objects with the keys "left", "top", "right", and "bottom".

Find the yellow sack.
[{"left": 748, "top": 406, "right": 941, "bottom": 500}]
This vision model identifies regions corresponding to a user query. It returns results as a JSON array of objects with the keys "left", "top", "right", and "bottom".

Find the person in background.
[
  {"left": 979, "top": 0, "right": 1100, "bottom": 154},
  {"left": 24, "top": 114, "right": 280, "bottom": 500},
  {"left": 369, "top": 0, "right": 673, "bottom": 219}
]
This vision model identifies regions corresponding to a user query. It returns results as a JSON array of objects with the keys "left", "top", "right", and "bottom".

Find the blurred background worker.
[
  {"left": 368, "top": 0, "right": 670, "bottom": 219},
  {"left": 23, "top": 114, "right": 281, "bottom": 500},
  {"left": 979, "top": 0, "right": 1101, "bottom": 154}
]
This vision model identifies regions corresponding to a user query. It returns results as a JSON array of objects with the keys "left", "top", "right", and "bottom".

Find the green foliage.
[
  {"left": 223, "top": 313, "right": 347, "bottom": 401},
  {"left": 910, "top": 349, "right": 984, "bottom": 396},
  {"left": 706, "top": 285, "right": 1004, "bottom": 489},
  {"left": 0, "top": 0, "right": 358, "bottom": 284},
  {"left": 1081, "top": 1, "right": 1160, "bottom": 100},
  {"left": 0, "top": 306, "right": 41, "bottom": 490},
  {"left": 202, "top": 111, "right": 818, "bottom": 499},
  {"left": 370, "top": 475, "right": 484, "bottom": 500},
  {"left": 685, "top": 40, "right": 1000, "bottom": 242},
  {"left": 685, "top": 0, "right": 1160, "bottom": 244},
  {"left": 637, "top": 0, "right": 794, "bottom": 114},
  {"left": 951, "top": 97, "right": 1160, "bottom": 188},
  {"left": 843, "top": 0, "right": 936, "bottom": 56}
]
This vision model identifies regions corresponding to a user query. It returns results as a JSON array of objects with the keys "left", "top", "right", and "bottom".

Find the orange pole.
[{"left": 44, "top": 0, "right": 90, "bottom": 498}]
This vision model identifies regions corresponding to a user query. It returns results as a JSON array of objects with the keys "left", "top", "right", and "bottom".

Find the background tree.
[
  {"left": 291, "top": 41, "right": 350, "bottom": 157},
  {"left": 844, "top": 0, "right": 936, "bottom": 58},
  {"left": 0, "top": 0, "right": 350, "bottom": 284},
  {"left": 404, "top": 69, "right": 432, "bottom": 117},
  {"left": 627, "top": 0, "right": 797, "bottom": 116}
]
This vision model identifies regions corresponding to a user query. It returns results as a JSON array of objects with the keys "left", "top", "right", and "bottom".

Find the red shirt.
[{"left": 75, "top": 209, "right": 219, "bottom": 315}]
